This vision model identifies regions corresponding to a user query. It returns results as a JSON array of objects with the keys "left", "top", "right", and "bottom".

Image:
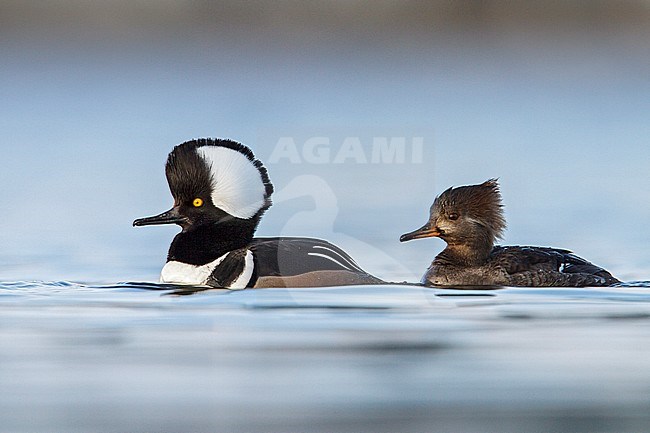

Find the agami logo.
[{"left": 268, "top": 136, "right": 425, "bottom": 164}]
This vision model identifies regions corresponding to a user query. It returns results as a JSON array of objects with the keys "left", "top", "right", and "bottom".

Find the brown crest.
[{"left": 433, "top": 178, "right": 506, "bottom": 241}]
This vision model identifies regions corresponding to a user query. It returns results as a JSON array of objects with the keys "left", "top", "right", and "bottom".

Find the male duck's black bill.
[
  {"left": 133, "top": 208, "right": 187, "bottom": 227},
  {"left": 400, "top": 224, "right": 442, "bottom": 242}
]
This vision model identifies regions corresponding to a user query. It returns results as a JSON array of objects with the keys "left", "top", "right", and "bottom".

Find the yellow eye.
[{"left": 192, "top": 198, "right": 204, "bottom": 207}]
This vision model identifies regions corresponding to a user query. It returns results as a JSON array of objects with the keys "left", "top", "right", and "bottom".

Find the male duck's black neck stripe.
[
  {"left": 167, "top": 219, "right": 257, "bottom": 266},
  {"left": 206, "top": 248, "right": 254, "bottom": 288}
]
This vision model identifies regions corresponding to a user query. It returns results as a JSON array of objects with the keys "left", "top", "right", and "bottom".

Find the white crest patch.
[{"left": 197, "top": 146, "right": 268, "bottom": 219}]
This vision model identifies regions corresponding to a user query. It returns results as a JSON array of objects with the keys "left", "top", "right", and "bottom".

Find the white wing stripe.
[
  {"left": 311, "top": 245, "right": 364, "bottom": 272},
  {"left": 307, "top": 252, "right": 353, "bottom": 271},
  {"left": 229, "top": 250, "right": 254, "bottom": 290}
]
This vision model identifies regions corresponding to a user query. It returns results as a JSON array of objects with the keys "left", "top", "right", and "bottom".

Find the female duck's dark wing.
[
  {"left": 490, "top": 246, "right": 619, "bottom": 287},
  {"left": 249, "top": 237, "right": 370, "bottom": 277}
]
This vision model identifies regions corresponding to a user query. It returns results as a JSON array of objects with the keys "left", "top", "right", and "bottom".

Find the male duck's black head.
[
  {"left": 400, "top": 179, "right": 506, "bottom": 251},
  {"left": 133, "top": 139, "right": 273, "bottom": 263}
]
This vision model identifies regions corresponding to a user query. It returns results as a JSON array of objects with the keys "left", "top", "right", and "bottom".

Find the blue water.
[{"left": 1, "top": 280, "right": 650, "bottom": 433}]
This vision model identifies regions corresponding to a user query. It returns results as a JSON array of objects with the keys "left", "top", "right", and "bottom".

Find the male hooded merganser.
[
  {"left": 133, "top": 138, "right": 383, "bottom": 289},
  {"left": 400, "top": 179, "right": 619, "bottom": 287}
]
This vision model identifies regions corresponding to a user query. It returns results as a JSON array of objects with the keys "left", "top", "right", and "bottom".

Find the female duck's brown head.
[{"left": 400, "top": 179, "right": 506, "bottom": 250}]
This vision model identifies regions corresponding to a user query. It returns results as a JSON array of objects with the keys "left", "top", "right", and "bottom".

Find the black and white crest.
[{"left": 165, "top": 138, "right": 274, "bottom": 220}]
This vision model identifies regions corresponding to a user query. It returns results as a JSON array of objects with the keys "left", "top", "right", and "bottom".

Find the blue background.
[{"left": 1, "top": 1, "right": 648, "bottom": 282}]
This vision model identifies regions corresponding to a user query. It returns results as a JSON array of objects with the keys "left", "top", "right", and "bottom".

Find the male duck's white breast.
[{"left": 160, "top": 250, "right": 254, "bottom": 289}]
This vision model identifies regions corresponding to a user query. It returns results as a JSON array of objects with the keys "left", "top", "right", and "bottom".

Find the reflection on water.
[{"left": 1, "top": 281, "right": 650, "bottom": 433}]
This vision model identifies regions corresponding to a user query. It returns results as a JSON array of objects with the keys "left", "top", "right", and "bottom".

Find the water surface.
[{"left": 1, "top": 281, "right": 650, "bottom": 433}]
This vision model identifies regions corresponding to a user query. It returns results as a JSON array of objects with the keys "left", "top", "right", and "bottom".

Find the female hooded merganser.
[
  {"left": 134, "top": 138, "right": 383, "bottom": 289},
  {"left": 400, "top": 179, "right": 619, "bottom": 287}
]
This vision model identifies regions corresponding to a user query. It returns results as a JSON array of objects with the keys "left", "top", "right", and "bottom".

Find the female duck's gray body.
[{"left": 400, "top": 179, "right": 619, "bottom": 287}]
